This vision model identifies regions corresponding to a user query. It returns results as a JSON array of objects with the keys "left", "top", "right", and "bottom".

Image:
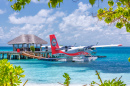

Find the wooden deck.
[
  {"left": 21, "top": 52, "right": 45, "bottom": 59},
  {"left": 0, "top": 51, "right": 52, "bottom": 60}
]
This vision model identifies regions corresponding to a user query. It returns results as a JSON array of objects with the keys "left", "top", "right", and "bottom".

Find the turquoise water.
[{"left": 0, "top": 47, "right": 130, "bottom": 85}]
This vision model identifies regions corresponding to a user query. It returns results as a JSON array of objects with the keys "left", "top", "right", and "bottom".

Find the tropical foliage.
[
  {"left": 90, "top": 70, "right": 126, "bottom": 86},
  {"left": 48, "top": 0, "right": 63, "bottom": 8},
  {"left": 60, "top": 71, "right": 126, "bottom": 86},
  {"left": 30, "top": 46, "right": 35, "bottom": 52},
  {"left": 8, "top": 0, "right": 31, "bottom": 11},
  {"left": 0, "top": 59, "right": 25, "bottom": 86},
  {"left": 128, "top": 57, "right": 130, "bottom": 62},
  {"left": 59, "top": 73, "right": 71, "bottom": 86},
  {"left": 97, "top": 0, "right": 130, "bottom": 32},
  {"left": 63, "top": 73, "right": 71, "bottom": 86}
]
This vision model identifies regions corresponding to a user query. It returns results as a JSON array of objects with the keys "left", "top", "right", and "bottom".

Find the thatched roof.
[{"left": 8, "top": 34, "right": 48, "bottom": 45}]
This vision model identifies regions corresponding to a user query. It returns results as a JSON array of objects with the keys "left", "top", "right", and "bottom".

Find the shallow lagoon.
[{"left": 1, "top": 47, "right": 130, "bottom": 85}]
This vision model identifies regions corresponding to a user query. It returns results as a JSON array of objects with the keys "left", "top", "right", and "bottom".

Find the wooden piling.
[
  {"left": 45, "top": 53, "right": 46, "bottom": 58},
  {"left": 13, "top": 55, "right": 14, "bottom": 59},
  {"left": 10, "top": 55, "right": 11, "bottom": 60},
  {"left": 2, "top": 54, "right": 4, "bottom": 59},
  {"left": 15, "top": 55, "right": 16, "bottom": 59},
  {"left": 18, "top": 55, "right": 20, "bottom": 60},
  {"left": 20, "top": 55, "right": 22, "bottom": 59},
  {"left": 50, "top": 53, "right": 52, "bottom": 57},
  {"left": 26, "top": 56, "right": 28, "bottom": 59},
  {"left": 7, "top": 54, "right": 9, "bottom": 59}
]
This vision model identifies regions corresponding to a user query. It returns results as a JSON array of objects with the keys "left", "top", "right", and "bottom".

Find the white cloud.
[
  {"left": 0, "top": 9, "right": 5, "bottom": 14},
  {"left": 57, "top": 2, "right": 130, "bottom": 46},
  {"left": 37, "top": 9, "right": 52, "bottom": 17},
  {"left": 59, "top": 2, "right": 99, "bottom": 32},
  {"left": 5, "top": 9, "right": 65, "bottom": 45},
  {"left": 0, "top": 25, "right": 45, "bottom": 41},
  {"left": 1, "top": 2, "right": 130, "bottom": 46},
  {"left": 31, "top": 0, "right": 49, "bottom": 3},
  {"left": 9, "top": 9, "right": 65, "bottom": 25},
  {"left": 78, "top": 2, "right": 91, "bottom": 12},
  {"left": 53, "top": 11, "right": 65, "bottom": 17}
]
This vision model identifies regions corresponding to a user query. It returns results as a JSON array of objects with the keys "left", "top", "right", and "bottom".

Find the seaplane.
[{"left": 41, "top": 34, "right": 122, "bottom": 62}]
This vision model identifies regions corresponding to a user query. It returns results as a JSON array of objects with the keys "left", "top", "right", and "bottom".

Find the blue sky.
[{"left": 0, "top": 0, "right": 130, "bottom": 46}]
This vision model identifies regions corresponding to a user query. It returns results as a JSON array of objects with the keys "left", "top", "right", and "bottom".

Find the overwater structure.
[
  {"left": 0, "top": 34, "right": 52, "bottom": 60},
  {"left": 8, "top": 34, "right": 48, "bottom": 51}
]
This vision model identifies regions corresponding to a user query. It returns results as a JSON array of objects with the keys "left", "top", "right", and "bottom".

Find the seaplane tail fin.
[{"left": 50, "top": 34, "right": 60, "bottom": 54}]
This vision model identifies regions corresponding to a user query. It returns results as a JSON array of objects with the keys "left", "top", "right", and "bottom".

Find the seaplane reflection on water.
[{"left": 41, "top": 34, "right": 122, "bottom": 62}]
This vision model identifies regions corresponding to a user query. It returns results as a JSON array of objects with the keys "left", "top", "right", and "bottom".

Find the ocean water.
[{"left": 0, "top": 46, "right": 130, "bottom": 85}]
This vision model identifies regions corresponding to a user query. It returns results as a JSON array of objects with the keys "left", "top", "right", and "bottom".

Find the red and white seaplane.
[{"left": 41, "top": 34, "right": 122, "bottom": 62}]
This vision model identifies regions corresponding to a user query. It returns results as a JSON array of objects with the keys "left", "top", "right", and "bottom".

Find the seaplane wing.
[{"left": 91, "top": 44, "right": 122, "bottom": 48}]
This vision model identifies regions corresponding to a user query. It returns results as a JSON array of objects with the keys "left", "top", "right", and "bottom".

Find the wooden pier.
[{"left": 0, "top": 51, "right": 52, "bottom": 60}]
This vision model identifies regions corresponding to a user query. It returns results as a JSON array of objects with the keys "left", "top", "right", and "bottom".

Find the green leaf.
[
  {"left": 30, "top": 46, "right": 35, "bottom": 52},
  {"left": 0, "top": 59, "right": 25, "bottom": 85},
  {"left": 116, "top": 2, "right": 121, "bottom": 7},
  {"left": 123, "top": 9, "right": 129, "bottom": 18},
  {"left": 108, "top": 0, "right": 114, "bottom": 7},
  {"left": 125, "top": 23, "right": 130, "bottom": 32},
  {"left": 116, "top": 22, "right": 123, "bottom": 29},
  {"left": 98, "top": 8, "right": 104, "bottom": 14},
  {"left": 89, "top": 0, "right": 96, "bottom": 6},
  {"left": 105, "top": 17, "right": 112, "bottom": 24},
  {"left": 48, "top": 2, "right": 51, "bottom": 8},
  {"left": 62, "top": 73, "right": 71, "bottom": 86}
]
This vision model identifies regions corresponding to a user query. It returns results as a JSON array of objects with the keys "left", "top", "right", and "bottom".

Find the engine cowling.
[
  {"left": 61, "top": 46, "right": 71, "bottom": 52},
  {"left": 65, "top": 46, "right": 68, "bottom": 52}
]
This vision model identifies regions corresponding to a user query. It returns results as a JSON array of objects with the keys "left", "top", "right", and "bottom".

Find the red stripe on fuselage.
[{"left": 59, "top": 50, "right": 88, "bottom": 56}]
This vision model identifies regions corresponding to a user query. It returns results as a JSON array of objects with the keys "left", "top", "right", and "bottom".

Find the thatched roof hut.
[
  {"left": 8, "top": 34, "right": 47, "bottom": 44},
  {"left": 8, "top": 34, "right": 47, "bottom": 51}
]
